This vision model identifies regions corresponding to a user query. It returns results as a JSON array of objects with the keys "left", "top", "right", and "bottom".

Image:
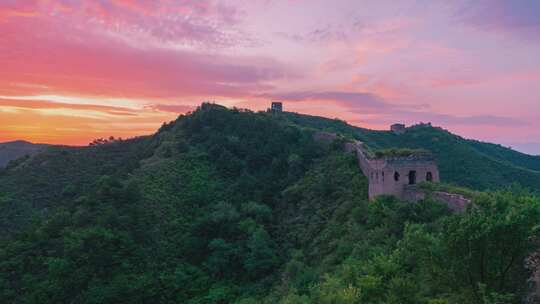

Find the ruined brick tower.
[
  {"left": 349, "top": 141, "right": 440, "bottom": 200},
  {"left": 269, "top": 102, "right": 283, "bottom": 112},
  {"left": 390, "top": 123, "right": 406, "bottom": 134},
  {"left": 314, "top": 131, "right": 465, "bottom": 206}
]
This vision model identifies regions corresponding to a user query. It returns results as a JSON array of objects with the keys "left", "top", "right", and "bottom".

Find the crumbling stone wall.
[
  {"left": 351, "top": 141, "right": 440, "bottom": 200},
  {"left": 403, "top": 185, "right": 471, "bottom": 212},
  {"left": 431, "top": 191, "right": 471, "bottom": 212},
  {"left": 313, "top": 131, "right": 339, "bottom": 145},
  {"left": 314, "top": 132, "right": 469, "bottom": 211},
  {"left": 527, "top": 252, "right": 540, "bottom": 304}
]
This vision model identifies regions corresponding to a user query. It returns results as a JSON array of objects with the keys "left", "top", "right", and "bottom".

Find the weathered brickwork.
[
  {"left": 350, "top": 141, "right": 440, "bottom": 200},
  {"left": 403, "top": 186, "right": 471, "bottom": 212}
]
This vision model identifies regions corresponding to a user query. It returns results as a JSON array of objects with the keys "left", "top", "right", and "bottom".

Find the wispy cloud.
[
  {"left": 262, "top": 90, "right": 527, "bottom": 128},
  {"left": 393, "top": 112, "right": 529, "bottom": 127},
  {"left": 147, "top": 104, "right": 196, "bottom": 113},
  {"left": 0, "top": 0, "right": 252, "bottom": 49},
  {"left": 0, "top": 9, "right": 296, "bottom": 100},
  {"left": 456, "top": 0, "right": 540, "bottom": 40},
  {"left": 0, "top": 98, "right": 176, "bottom": 145},
  {"left": 264, "top": 91, "right": 390, "bottom": 110},
  {"left": 0, "top": 0, "right": 539, "bottom": 147}
]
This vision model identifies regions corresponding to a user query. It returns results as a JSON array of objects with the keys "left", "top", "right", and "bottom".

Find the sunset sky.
[{"left": 1, "top": 0, "right": 539, "bottom": 154}]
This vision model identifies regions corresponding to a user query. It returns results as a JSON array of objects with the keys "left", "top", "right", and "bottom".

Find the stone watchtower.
[
  {"left": 350, "top": 141, "right": 440, "bottom": 200},
  {"left": 366, "top": 153, "right": 440, "bottom": 200},
  {"left": 391, "top": 123, "right": 406, "bottom": 134},
  {"left": 269, "top": 102, "right": 283, "bottom": 112}
]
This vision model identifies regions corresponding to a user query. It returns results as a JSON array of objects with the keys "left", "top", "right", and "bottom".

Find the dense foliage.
[{"left": 0, "top": 104, "right": 539, "bottom": 303}]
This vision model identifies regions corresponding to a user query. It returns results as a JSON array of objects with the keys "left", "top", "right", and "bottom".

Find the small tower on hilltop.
[
  {"left": 268, "top": 102, "right": 283, "bottom": 113},
  {"left": 391, "top": 123, "right": 406, "bottom": 134}
]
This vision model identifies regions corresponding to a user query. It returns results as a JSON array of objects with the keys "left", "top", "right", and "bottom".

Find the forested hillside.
[
  {"left": 0, "top": 141, "right": 48, "bottom": 168},
  {"left": 1, "top": 104, "right": 539, "bottom": 303},
  {"left": 282, "top": 112, "right": 540, "bottom": 192}
]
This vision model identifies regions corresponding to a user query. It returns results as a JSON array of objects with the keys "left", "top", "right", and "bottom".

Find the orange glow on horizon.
[
  {"left": 0, "top": 1, "right": 539, "bottom": 153},
  {"left": 0, "top": 97, "right": 180, "bottom": 146}
]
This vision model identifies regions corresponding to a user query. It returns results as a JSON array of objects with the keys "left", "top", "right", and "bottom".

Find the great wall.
[
  {"left": 347, "top": 133, "right": 540, "bottom": 301},
  {"left": 310, "top": 118, "right": 540, "bottom": 301},
  {"left": 349, "top": 139, "right": 471, "bottom": 210},
  {"left": 313, "top": 129, "right": 471, "bottom": 211}
]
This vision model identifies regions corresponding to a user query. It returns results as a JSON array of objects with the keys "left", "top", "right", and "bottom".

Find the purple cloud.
[
  {"left": 457, "top": 0, "right": 540, "bottom": 40},
  {"left": 264, "top": 91, "right": 390, "bottom": 110},
  {"left": 404, "top": 112, "right": 529, "bottom": 127},
  {"left": 264, "top": 90, "right": 527, "bottom": 128},
  {"left": 359, "top": 110, "right": 529, "bottom": 128},
  {"left": 1, "top": 0, "right": 253, "bottom": 48}
]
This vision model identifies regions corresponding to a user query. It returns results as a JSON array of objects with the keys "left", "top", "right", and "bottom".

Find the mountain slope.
[
  {"left": 0, "top": 140, "right": 48, "bottom": 168},
  {"left": 0, "top": 104, "right": 539, "bottom": 303},
  {"left": 1, "top": 107, "right": 539, "bottom": 235},
  {"left": 280, "top": 112, "right": 540, "bottom": 192},
  {"left": 466, "top": 139, "right": 540, "bottom": 170},
  {"left": 0, "top": 103, "right": 333, "bottom": 302}
]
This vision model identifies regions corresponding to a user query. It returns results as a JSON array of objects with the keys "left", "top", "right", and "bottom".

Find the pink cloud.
[
  {"left": 429, "top": 77, "right": 485, "bottom": 88},
  {"left": 0, "top": 0, "right": 39, "bottom": 21},
  {"left": 265, "top": 91, "right": 390, "bottom": 111},
  {"left": 1, "top": 0, "right": 539, "bottom": 153},
  {"left": 147, "top": 104, "right": 196, "bottom": 113},
  {"left": 0, "top": 6, "right": 295, "bottom": 101},
  {"left": 0, "top": 0, "right": 249, "bottom": 48}
]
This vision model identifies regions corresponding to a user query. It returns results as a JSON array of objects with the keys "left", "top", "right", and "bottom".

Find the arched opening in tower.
[
  {"left": 426, "top": 172, "right": 433, "bottom": 182},
  {"left": 408, "top": 171, "right": 417, "bottom": 185}
]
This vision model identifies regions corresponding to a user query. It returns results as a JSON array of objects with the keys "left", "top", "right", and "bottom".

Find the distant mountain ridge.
[
  {"left": 1, "top": 110, "right": 540, "bottom": 190},
  {"left": 0, "top": 140, "right": 49, "bottom": 168},
  {"left": 281, "top": 112, "right": 540, "bottom": 191}
]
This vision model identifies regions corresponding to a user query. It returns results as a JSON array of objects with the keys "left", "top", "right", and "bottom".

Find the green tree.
[
  {"left": 442, "top": 190, "right": 540, "bottom": 302},
  {"left": 244, "top": 227, "right": 279, "bottom": 277}
]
